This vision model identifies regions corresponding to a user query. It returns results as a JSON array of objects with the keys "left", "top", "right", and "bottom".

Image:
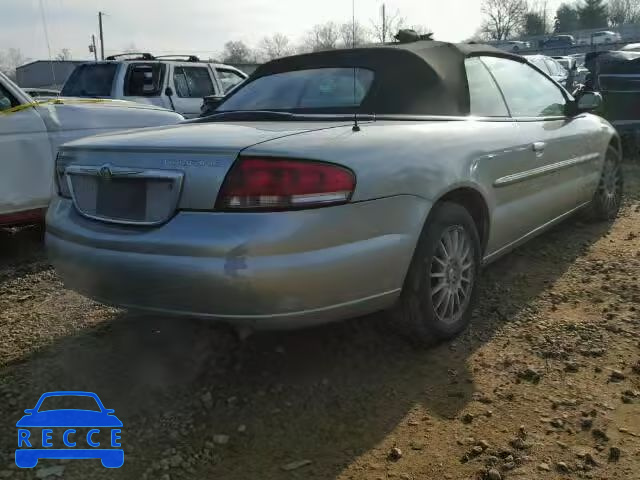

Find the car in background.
[
  {"left": 47, "top": 41, "right": 621, "bottom": 346},
  {"left": 583, "top": 50, "right": 640, "bottom": 155},
  {"left": 0, "top": 71, "right": 183, "bottom": 227},
  {"left": 494, "top": 40, "right": 530, "bottom": 53},
  {"left": 524, "top": 54, "right": 570, "bottom": 87},
  {"left": 24, "top": 87, "right": 60, "bottom": 99},
  {"left": 61, "top": 53, "right": 248, "bottom": 118},
  {"left": 591, "top": 31, "right": 622, "bottom": 45},
  {"left": 543, "top": 35, "right": 575, "bottom": 48},
  {"left": 552, "top": 55, "right": 589, "bottom": 85},
  {"left": 569, "top": 53, "right": 586, "bottom": 64}
]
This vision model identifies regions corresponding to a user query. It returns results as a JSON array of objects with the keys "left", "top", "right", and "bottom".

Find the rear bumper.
[{"left": 46, "top": 196, "right": 429, "bottom": 328}]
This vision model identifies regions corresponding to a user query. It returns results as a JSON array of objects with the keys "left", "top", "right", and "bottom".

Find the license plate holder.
[{"left": 96, "top": 178, "right": 147, "bottom": 221}]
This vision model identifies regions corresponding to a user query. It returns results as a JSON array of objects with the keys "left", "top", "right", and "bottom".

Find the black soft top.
[{"left": 248, "top": 41, "right": 524, "bottom": 116}]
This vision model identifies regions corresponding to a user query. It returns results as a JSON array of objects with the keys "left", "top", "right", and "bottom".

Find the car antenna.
[{"left": 351, "top": 0, "right": 360, "bottom": 132}]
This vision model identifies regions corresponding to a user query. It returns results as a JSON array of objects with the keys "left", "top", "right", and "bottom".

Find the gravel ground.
[{"left": 0, "top": 164, "right": 639, "bottom": 480}]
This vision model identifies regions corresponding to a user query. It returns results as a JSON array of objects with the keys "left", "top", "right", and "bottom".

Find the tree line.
[
  {"left": 480, "top": 0, "right": 640, "bottom": 40},
  {"left": 0, "top": 48, "right": 72, "bottom": 80},
  {"left": 221, "top": 10, "right": 430, "bottom": 64}
]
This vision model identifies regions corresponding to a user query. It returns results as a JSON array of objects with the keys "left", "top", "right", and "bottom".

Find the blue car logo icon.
[{"left": 16, "top": 391, "right": 123, "bottom": 468}]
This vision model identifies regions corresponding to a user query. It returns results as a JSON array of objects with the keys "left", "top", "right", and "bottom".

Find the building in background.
[{"left": 16, "top": 60, "right": 88, "bottom": 89}]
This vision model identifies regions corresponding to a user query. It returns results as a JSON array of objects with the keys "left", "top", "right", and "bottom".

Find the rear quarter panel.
[{"left": 244, "top": 119, "right": 522, "bottom": 208}]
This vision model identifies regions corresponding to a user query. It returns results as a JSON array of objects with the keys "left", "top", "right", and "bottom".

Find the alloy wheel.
[
  {"left": 597, "top": 156, "right": 623, "bottom": 216},
  {"left": 429, "top": 226, "right": 475, "bottom": 325}
]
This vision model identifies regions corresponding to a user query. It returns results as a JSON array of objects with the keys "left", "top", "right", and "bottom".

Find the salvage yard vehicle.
[
  {"left": 524, "top": 54, "right": 569, "bottom": 87},
  {"left": 47, "top": 40, "right": 623, "bottom": 344},
  {"left": 591, "top": 31, "right": 622, "bottom": 45},
  {"left": 61, "top": 53, "right": 248, "bottom": 118},
  {"left": 584, "top": 50, "right": 640, "bottom": 156},
  {"left": 493, "top": 40, "right": 530, "bottom": 53},
  {"left": 543, "top": 35, "right": 575, "bottom": 48},
  {"left": 0, "top": 71, "right": 184, "bottom": 227}
]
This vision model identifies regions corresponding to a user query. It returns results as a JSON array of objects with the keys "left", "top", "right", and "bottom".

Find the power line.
[{"left": 38, "top": 0, "right": 57, "bottom": 88}]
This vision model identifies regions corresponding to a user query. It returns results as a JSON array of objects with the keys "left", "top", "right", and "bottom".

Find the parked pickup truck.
[
  {"left": 60, "top": 53, "right": 248, "bottom": 118},
  {"left": 0, "top": 71, "right": 184, "bottom": 227}
]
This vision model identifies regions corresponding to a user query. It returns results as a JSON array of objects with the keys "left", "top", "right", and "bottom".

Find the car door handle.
[{"left": 532, "top": 142, "right": 546, "bottom": 154}]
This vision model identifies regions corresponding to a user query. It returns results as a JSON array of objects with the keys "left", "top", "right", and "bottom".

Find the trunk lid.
[{"left": 59, "top": 121, "right": 352, "bottom": 224}]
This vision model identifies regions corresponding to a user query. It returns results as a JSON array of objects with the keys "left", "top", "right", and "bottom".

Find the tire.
[
  {"left": 392, "top": 202, "right": 482, "bottom": 346},
  {"left": 512, "top": 46, "right": 520, "bottom": 53},
  {"left": 584, "top": 145, "right": 624, "bottom": 222}
]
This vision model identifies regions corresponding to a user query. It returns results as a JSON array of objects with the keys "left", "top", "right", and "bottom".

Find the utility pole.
[
  {"left": 98, "top": 11, "right": 105, "bottom": 60},
  {"left": 382, "top": 3, "right": 386, "bottom": 43},
  {"left": 90, "top": 34, "right": 98, "bottom": 61}
]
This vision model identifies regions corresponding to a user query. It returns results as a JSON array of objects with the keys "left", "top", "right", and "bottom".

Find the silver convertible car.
[{"left": 47, "top": 40, "right": 623, "bottom": 344}]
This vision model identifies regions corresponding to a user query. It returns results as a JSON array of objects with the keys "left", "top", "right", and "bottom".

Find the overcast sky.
[{"left": 2, "top": 0, "right": 566, "bottom": 62}]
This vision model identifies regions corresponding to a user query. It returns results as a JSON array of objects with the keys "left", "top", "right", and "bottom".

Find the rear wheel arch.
[
  {"left": 430, "top": 187, "right": 491, "bottom": 255},
  {"left": 609, "top": 135, "right": 622, "bottom": 157}
]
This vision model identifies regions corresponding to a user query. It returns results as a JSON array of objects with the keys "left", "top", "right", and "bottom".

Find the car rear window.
[
  {"left": 38, "top": 395, "right": 101, "bottom": 412},
  {"left": 61, "top": 63, "right": 118, "bottom": 97},
  {"left": 218, "top": 67, "right": 374, "bottom": 111}
]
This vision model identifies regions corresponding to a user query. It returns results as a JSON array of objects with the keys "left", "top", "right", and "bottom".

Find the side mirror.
[
  {"left": 164, "top": 87, "right": 174, "bottom": 97},
  {"left": 105, "top": 409, "right": 115, "bottom": 414},
  {"left": 24, "top": 409, "right": 34, "bottom": 414},
  {"left": 576, "top": 91, "right": 602, "bottom": 112},
  {"left": 200, "top": 95, "right": 225, "bottom": 116}
]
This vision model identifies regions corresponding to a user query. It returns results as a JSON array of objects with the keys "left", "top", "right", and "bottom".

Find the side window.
[
  {"left": 0, "top": 83, "right": 19, "bottom": 111},
  {"left": 482, "top": 57, "right": 567, "bottom": 118},
  {"left": 216, "top": 69, "right": 246, "bottom": 94},
  {"left": 173, "top": 67, "right": 215, "bottom": 98},
  {"left": 124, "top": 63, "right": 165, "bottom": 96},
  {"left": 464, "top": 58, "right": 509, "bottom": 117}
]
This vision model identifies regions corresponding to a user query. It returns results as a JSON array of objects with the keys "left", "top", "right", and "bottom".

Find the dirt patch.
[{"left": 0, "top": 165, "right": 639, "bottom": 480}]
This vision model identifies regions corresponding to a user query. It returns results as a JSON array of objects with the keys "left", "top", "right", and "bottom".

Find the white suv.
[
  {"left": 60, "top": 53, "right": 248, "bottom": 118},
  {"left": 591, "top": 31, "right": 622, "bottom": 44}
]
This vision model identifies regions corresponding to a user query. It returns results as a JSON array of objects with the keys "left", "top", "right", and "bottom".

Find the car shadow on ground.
[
  {"left": 0, "top": 225, "right": 48, "bottom": 288},
  {"left": 0, "top": 211, "right": 616, "bottom": 479}
]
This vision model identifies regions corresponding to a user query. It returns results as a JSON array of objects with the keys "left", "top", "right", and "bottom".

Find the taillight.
[{"left": 217, "top": 157, "right": 355, "bottom": 210}]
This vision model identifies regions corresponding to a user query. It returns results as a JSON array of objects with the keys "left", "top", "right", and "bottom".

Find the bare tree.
[
  {"left": 339, "top": 21, "right": 370, "bottom": 47},
  {"left": 55, "top": 48, "right": 72, "bottom": 61},
  {"left": 609, "top": 0, "right": 640, "bottom": 26},
  {"left": 221, "top": 40, "right": 254, "bottom": 64},
  {"left": 304, "top": 22, "right": 340, "bottom": 52},
  {"left": 370, "top": 7, "right": 405, "bottom": 43},
  {"left": 259, "top": 33, "right": 293, "bottom": 61},
  {"left": 481, "top": 0, "right": 528, "bottom": 40},
  {"left": 0, "top": 48, "right": 28, "bottom": 80}
]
